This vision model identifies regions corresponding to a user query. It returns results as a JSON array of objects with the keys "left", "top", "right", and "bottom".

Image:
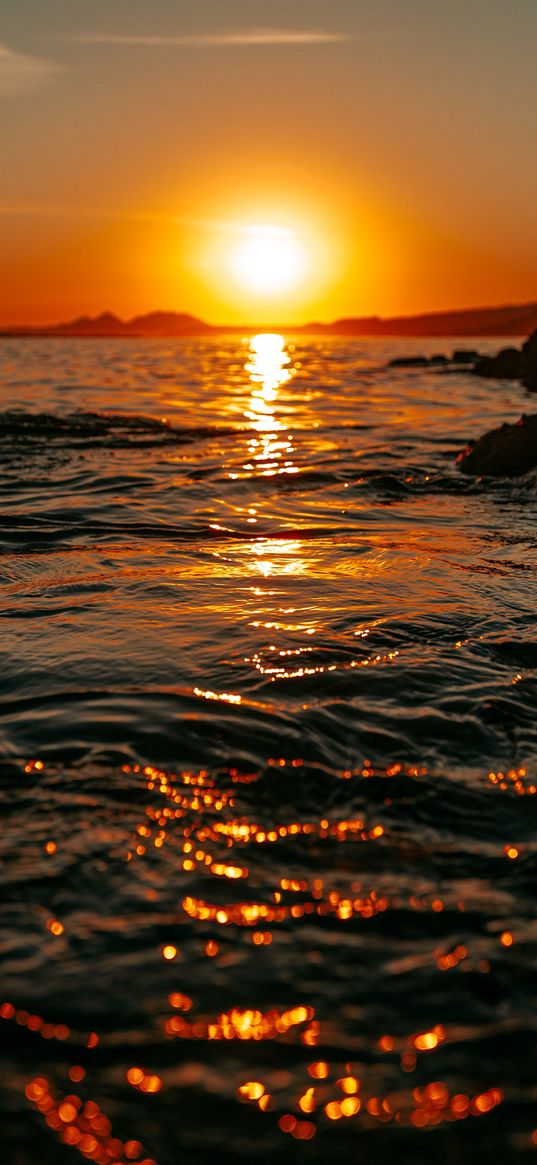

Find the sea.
[{"left": 0, "top": 333, "right": 536, "bottom": 1164}]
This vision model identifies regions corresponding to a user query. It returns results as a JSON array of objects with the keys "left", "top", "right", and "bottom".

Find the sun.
[{"left": 228, "top": 224, "right": 308, "bottom": 297}]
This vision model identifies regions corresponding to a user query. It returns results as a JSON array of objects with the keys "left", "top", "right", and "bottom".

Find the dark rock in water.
[
  {"left": 472, "top": 328, "right": 537, "bottom": 390},
  {"left": 521, "top": 333, "right": 537, "bottom": 391},
  {"left": 451, "top": 349, "right": 482, "bottom": 364},
  {"left": 524, "top": 365, "right": 537, "bottom": 392},
  {"left": 473, "top": 347, "right": 525, "bottom": 380},
  {"left": 388, "top": 355, "right": 430, "bottom": 368},
  {"left": 388, "top": 329, "right": 537, "bottom": 386},
  {"left": 388, "top": 349, "right": 482, "bottom": 370},
  {"left": 458, "top": 412, "right": 537, "bottom": 476},
  {"left": 522, "top": 331, "right": 537, "bottom": 359}
]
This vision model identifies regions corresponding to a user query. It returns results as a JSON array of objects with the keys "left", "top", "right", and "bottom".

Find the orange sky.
[{"left": 1, "top": 0, "right": 536, "bottom": 325}]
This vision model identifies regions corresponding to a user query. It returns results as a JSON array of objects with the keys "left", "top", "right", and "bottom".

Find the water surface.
[{"left": 1, "top": 335, "right": 536, "bottom": 1163}]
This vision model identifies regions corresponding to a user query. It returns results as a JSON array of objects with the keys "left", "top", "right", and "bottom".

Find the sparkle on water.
[{"left": 0, "top": 332, "right": 536, "bottom": 1163}]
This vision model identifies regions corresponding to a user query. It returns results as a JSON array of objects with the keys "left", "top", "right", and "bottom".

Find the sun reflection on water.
[
  {"left": 242, "top": 334, "right": 298, "bottom": 477},
  {"left": 249, "top": 538, "right": 308, "bottom": 579},
  {"left": 223, "top": 334, "right": 306, "bottom": 577},
  {"left": 245, "top": 333, "right": 292, "bottom": 411}
]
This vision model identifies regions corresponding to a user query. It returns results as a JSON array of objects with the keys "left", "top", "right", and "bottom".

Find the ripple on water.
[{"left": 0, "top": 335, "right": 536, "bottom": 1162}]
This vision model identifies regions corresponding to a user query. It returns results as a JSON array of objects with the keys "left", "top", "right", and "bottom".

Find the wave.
[{"left": 0, "top": 409, "right": 235, "bottom": 450}]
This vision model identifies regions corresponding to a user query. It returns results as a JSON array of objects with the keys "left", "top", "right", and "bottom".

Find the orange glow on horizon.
[
  {"left": 3, "top": 189, "right": 534, "bottom": 327},
  {"left": 3, "top": 6, "right": 537, "bottom": 326},
  {"left": 184, "top": 199, "right": 343, "bottom": 324}
]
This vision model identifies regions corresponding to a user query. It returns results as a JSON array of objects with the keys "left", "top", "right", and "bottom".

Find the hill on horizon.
[{"left": 1, "top": 302, "right": 537, "bottom": 338}]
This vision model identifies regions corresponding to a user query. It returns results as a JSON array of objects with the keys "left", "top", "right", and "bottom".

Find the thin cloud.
[
  {"left": 68, "top": 29, "right": 351, "bottom": 48},
  {"left": 0, "top": 205, "right": 277, "bottom": 235},
  {"left": 0, "top": 43, "right": 61, "bottom": 95},
  {"left": 0, "top": 204, "right": 185, "bottom": 224}
]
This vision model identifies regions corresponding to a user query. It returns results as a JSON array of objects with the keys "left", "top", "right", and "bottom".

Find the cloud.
[
  {"left": 68, "top": 29, "right": 350, "bottom": 48},
  {"left": 0, "top": 205, "right": 239, "bottom": 232},
  {"left": 0, "top": 205, "right": 291, "bottom": 236},
  {"left": 0, "top": 204, "right": 173, "bottom": 223},
  {"left": 0, "top": 43, "right": 61, "bottom": 95}
]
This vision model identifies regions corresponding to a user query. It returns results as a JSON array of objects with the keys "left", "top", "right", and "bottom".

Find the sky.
[{"left": 1, "top": 0, "right": 536, "bottom": 325}]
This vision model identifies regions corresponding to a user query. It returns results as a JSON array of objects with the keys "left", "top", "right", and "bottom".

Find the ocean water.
[{"left": 0, "top": 334, "right": 536, "bottom": 1164}]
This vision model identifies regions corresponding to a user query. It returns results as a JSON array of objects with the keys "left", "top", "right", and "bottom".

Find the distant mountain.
[
  {"left": 315, "top": 302, "right": 537, "bottom": 337},
  {"left": 0, "top": 310, "right": 213, "bottom": 337},
  {"left": 124, "top": 312, "right": 214, "bottom": 336},
  {"left": 1, "top": 302, "right": 537, "bottom": 338},
  {"left": 53, "top": 312, "right": 127, "bottom": 335}
]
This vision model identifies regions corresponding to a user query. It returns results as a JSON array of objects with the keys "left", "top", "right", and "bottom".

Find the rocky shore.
[
  {"left": 461, "top": 330, "right": 537, "bottom": 475},
  {"left": 472, "top": 330, "right": 537, "bottom": 391},
  {"left": 458, "top": 413, "right": 537, "bottom": 476},
  {"left": 388, "top": 328, "right": 537, "bottom": 392},
  {"left": 388, "top": 349, "right": 481, "bottom": 369},
  {"left": 389, "top": 330, "right": 537, "bottom": 477}
]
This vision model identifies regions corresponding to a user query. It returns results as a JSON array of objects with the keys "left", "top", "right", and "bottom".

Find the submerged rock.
[{"left": 458, "top": 413, "right": 537, "bottom": 476}]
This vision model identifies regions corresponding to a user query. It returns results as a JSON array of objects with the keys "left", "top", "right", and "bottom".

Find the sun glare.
[{"left": 228, "top": 225, "right": 308, "bottom": 297}]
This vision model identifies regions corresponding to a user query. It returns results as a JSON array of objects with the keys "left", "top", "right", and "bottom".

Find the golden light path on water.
[
  {"left": 242, "top": 333, "right": 296, "bottom": 480},
  {"left": 1, "top": 334, "right": 536, "bottom": 1163},
  {"left": 226, "top": 333, "right": 308, "bottom": 579}
]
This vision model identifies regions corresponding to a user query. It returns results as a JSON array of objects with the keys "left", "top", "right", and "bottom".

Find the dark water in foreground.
[{"left": 1, "top": 334, "right": 536, "bottom": 1164}]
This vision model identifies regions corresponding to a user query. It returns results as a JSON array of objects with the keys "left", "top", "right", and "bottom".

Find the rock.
[
  {"left": 522, "top": 331, "right": 537, "bottom": 360},
  {"left": 471, "top": 328, "right": 537, "bottom": 390},
  {"left": 473, "top": 347, "right": 525, "bottom": 380},
  {"left": 388, "top": 349, "right": 482, "bottom": 370},
  {"left": 388, "top": 328, "right": 537, "bottom": 386},
  {"left": 388, "top": 355, "right": 430, "bottom": 368},
  {"left": 458, "top": 413, "right": 537, "bottom": 476},
  {"left": 521, "top": 333, "right": 537, "bottom": 390},
  {"left": 523, "top": 365, "right": 537, "bottom": 392},
  {"left": 451, "top": 349, "right": 482, "bottom": 364}
]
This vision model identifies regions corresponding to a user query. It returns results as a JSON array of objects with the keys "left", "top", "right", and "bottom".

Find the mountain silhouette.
[{"left": 2, "top": 303, "right": 537, "bottom": 338}]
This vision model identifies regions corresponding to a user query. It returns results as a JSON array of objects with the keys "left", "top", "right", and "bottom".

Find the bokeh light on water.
[{"left": 0, "top": 334, "right": 536, "bottom": 1162}]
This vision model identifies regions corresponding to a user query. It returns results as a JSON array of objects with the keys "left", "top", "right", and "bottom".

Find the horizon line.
[{"left": 2, "top": 300, "right": 537, "bottom": 335}]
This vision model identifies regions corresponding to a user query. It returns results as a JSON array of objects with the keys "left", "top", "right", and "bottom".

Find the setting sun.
[{"left": 227, "top": 225, "right": 308, "bottom": 297}]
